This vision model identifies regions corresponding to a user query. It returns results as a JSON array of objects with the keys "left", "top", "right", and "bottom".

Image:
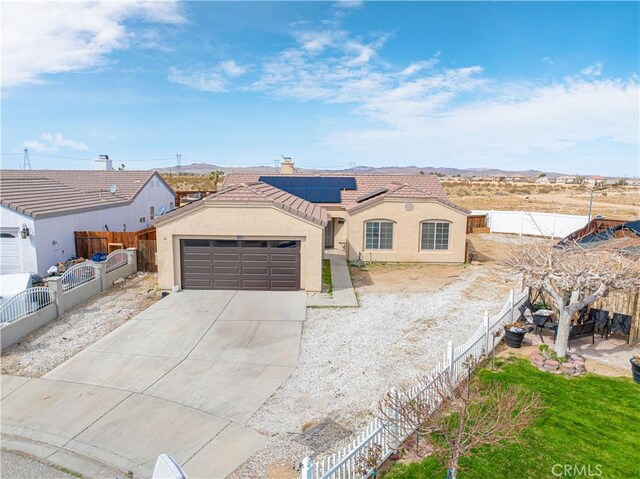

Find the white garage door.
[{"left": 0, "top": 229, "right": 21, "bottom": 274}]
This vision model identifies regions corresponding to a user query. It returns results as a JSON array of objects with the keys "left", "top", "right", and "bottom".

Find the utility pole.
[
  {"left": 22, "top": 147, "right": 31, "bottom": 170},
  {"left": 588, "top": 186, "right": 609, "bottom": 223},
  {"left": 176, "top": 153, "right": 182, "bottom": 174}
]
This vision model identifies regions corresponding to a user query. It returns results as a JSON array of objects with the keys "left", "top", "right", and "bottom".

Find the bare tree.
[
  {"left": 354, "top": 443, "right": 383, "bottom": 478},
  {"left": 379, "top": 372, "right": 544, "bottom": 479},
  {"left": 504, "top": 240, "right": 640, "bottom": 357}
]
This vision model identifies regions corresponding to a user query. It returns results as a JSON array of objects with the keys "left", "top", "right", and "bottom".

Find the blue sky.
[{"left": 1, "top": 1, "right": 639, "bottom": 176}]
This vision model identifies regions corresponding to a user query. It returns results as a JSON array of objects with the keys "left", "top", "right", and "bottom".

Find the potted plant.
[
  {"left": 630, "top": 355, "right": 640, "bottom": 384},
  {"left": 504, "top": 322, "right": 527, "bottom": 348}
]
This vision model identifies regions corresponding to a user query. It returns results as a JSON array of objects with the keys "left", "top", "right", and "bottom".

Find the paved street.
[{"left": 1, "top": 290, "right": 307, "bottom": 478}]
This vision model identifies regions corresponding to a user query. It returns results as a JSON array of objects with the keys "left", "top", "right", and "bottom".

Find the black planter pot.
[
  {"left": 630, "top": 359, "right": 640, "bottom": 384},
  {"left": 505, "top": 329, "right": 526, "bottom": 348}
]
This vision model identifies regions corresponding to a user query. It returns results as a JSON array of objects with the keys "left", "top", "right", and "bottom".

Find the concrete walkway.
[
  {"left": 307, "top": 250, "right": 359, "bottom": 307},
  {"left": 1, "top": 290, "right": 307, "bottom": 479}
]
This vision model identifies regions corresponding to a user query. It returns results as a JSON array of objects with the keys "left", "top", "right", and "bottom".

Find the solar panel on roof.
[{"left": 258, "top": 176, "right": 356, "bottom": 203}]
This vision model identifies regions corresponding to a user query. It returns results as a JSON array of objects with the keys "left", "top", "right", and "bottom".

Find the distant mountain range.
[{"left": 155, "top": 162, "right": 575, "bottom": 178}]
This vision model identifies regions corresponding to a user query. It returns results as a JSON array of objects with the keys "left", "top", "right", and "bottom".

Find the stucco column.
[
  {"left": 92, "top": 262, "right": 107, "bottom": 292},
  {"left": 126, "top": 247, "right": 138, "bottom": 272},
  {"left": 44, "top": 276, "right": 65, "bottom": 316}
]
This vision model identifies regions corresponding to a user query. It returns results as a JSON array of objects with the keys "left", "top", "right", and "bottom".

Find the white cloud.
[
  {"left": 169, "top": 60, "right": 248, "bottom": 92},
  {"left": 219, "top": 60, "right": 248, "bottom": 77},
  {"left": 334, "top": 0, "right": 364, "bottom": 9},
  {"left": 295, "top": 31, "right": 342, "bottom": 53},
  {"left": 323, "top": 77, "right": 639, "bottom": 165},
  {"left": 23, "top": 133, "right": 89, "bottom": 153},
  {"left": 581, "top": 62, "right": 603, "bottom": 77},
  {"left": 169, "top": 67, "right": 226, "bottom": 93},
  {"left": 166, "top": 18, "right": 637, "bottom": 171},
  {"left": 2, "top": 1, "right": 184, "bottom": 87}
]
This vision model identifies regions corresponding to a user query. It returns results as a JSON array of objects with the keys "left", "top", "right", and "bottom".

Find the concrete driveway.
[{"left": 1, "top": 290, "right": 306, "bottom": 478}]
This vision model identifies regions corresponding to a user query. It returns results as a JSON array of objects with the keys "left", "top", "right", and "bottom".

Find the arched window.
[
  {"left": 421, "top": 221, "right": 451, "bottom": 250},
  {"left": 364, "top": 220, "right": 393, "bottom": 250}
]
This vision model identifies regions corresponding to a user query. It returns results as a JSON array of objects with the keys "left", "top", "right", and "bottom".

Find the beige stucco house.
[{"left": 154, "top": 162, "right": 469, "bottom": 292}]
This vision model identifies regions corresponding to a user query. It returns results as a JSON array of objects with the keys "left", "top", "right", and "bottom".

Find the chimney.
[
  {"left": 95, "top": 154, "right": 114, "bottom": 171},
  {"left": 280, "top": 156, "right": 295, "bottom": 175}
]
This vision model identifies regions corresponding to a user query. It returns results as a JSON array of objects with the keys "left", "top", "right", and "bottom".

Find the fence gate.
[{"left": 138, "top": 240, "right": 157, "bottom": 272}]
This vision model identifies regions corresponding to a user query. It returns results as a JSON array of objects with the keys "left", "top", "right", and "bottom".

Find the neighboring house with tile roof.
[
  {"left": 0, "top": 162, "right": 175, "bottom": 275},
  {"left": 154, "top": 159, "right": 469, "bottom": 292}
]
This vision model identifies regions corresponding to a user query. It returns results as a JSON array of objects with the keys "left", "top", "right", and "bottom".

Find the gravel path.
[
  {"left": 1, "top": 274, "right": 160, "bottom": 377},
  {"left": 232, "top": 264, "right": 519, "bottom": 478},
  {"left": 0, "top": 450, "right": 78, "bottom": 479}
]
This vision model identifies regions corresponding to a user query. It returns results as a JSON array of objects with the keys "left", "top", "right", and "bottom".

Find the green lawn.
[
  {"left": 322, "top": 259, "right": 333, "bottom": 294},
  {"left": 384, "top": 358, "right": 639, "bottom": 479}
]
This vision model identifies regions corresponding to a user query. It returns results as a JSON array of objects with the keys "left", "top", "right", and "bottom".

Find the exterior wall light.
[{"left": 20, "top": 224, "right": 30, "bottom": 238}]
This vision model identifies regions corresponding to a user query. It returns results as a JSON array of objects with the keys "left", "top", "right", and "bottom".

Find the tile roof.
[
  {"left": 222, "top": 172, "right": 467, "bottom": 213},
  {"left": 0, "top": 170, "right": 171, "bottom": 219},
  {"left": 346, "top": 182, "right": 470, "bottom": 214},
  {"left": 155, "top": 182, "right": 328, "bottom": 227}
]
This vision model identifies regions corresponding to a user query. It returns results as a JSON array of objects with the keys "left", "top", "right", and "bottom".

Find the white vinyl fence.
[
  {"left": 61, "top": 262, "right": 100, "bottom": 291},
  {"left": 0, "top": 287, "right": 56, "bottom": 326},
  {"left": 105, "top": 249, "right": 129, "bottom": 272},
  {"left": 301, "top": 288, "right": 529, "bottom": 479},
  {"left": 1, "top": 249, "right": 137, "bottom": 350},
  {"left": 473, "top": 210, "right": 588, "bottom": 238}
]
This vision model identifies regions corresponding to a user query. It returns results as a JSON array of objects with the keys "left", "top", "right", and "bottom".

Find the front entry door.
[{"left": 324, "top": 219, "right": 334, "bottom": 248}]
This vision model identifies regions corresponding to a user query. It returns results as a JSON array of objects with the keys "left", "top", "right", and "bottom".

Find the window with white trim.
[
  {"left": 421, "top": 221, "right": 450, "bottom": 250},
  {"left": 365, "top": 220, "right": 393, "bottom": 250}
]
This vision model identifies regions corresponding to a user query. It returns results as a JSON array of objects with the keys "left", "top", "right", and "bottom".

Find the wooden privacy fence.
[
  {"left": 532, "top": 287, "right": 639, "bottom": 344},
  {"left": 74, "top": 227, "right": 157, "bottom": 272},
  {"left": 466, "top": 214, "right": 488, "bottom": 234}
]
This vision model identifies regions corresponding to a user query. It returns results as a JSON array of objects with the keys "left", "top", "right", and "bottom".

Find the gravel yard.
[
  {"left": 0, "top": 450, "right": 78, "bottom": 479},
  {"left": 233, "top": 261, "right": 520, "bottom": 479},
  {"left": 0, "top": 273, "right": 160, "bottom": 377}
]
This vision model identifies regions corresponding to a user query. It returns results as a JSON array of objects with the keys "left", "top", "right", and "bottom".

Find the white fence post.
[
  {"left": 301, "top": 456, "right": 313, "bottom": 479},
  {"left": 390, "top": 386, "right": 400, "bottom": 450},
  {"left": 519, "top": 211, "right": 524, "bottom": 236},
  {"left": 44, "top": 276, "right": 65, "bottom": 316},
  {"left": 509, "top": 289, "right": 515, "bottom": 322},
  {"left": 447, "top": 340, "right": 454, "bottom": 374},
  {"left": 483, "top": 311, "right": 490, "bottom": 354}
]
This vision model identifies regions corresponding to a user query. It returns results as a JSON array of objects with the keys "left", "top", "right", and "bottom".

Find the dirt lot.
[
  {"left": 232, "top": 234, "right": 536, "bottom": 479},
  {"left": 444, "top": 182, "right": 639, "bottom": 220},
  {"left": 0, "top": 274, "right": 160, "bottom": 377},
  {"left": 161, "top": 173, "right": 217, "bottom": 191}
]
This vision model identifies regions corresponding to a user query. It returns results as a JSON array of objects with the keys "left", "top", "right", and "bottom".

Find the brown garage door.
[{"left": 180, "top": 239, "right": 300, "bottom": 290}]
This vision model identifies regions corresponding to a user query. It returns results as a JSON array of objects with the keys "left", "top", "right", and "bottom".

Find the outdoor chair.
[
  {"left": 577, "top": 306, "right": 589, "bottom": 324},
  {"left": 532, "top": 313, "right": 555, "bottom": 343},
  {"left": 518, "top": 299, "right": 535, "bottom": 322},
  {"left": 609, "top": 313, "right": 632, "bottom": 339},
  {"left": 554, "top": 320, "right": 596, "bottom": 347},
  {"left": 589, "top": 308, "right": 610, "bottom": 339}
]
